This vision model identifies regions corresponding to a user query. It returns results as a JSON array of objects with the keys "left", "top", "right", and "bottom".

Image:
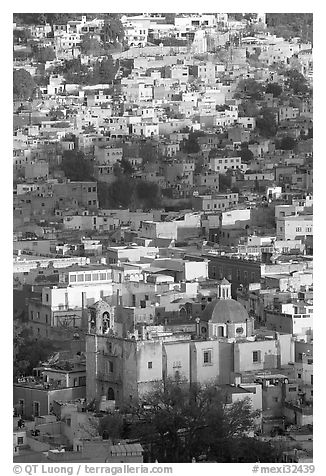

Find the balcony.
[{"left": 97, "top": 372, "right": 122, "bottom": 384}]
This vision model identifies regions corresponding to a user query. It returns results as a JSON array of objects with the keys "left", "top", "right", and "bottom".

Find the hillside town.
[{"left": 13, "top": 13, "right": 313, "bottom": 464}]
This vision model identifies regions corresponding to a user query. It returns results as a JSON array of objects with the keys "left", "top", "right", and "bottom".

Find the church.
[{"left": 85, "top": 278, "right": 293, "bottom": 409}]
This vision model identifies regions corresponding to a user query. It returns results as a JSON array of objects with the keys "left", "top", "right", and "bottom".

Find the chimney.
[
  {"left": 234, "top": 374, "right": 241, "bottom": 386},
  {"left": 81, "top": 292, "right": 86, "bottom": 309},
  {"left": 195, "top": 317, "right": 200, "bottom": 337}
]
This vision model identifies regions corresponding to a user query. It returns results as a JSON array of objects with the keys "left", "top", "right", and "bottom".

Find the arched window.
[
  {"left": 107, "top": 387, "right": 115, "bottom": 401},
  {"left": 102, "top": 312, "right": 110, "bottom": 333}
]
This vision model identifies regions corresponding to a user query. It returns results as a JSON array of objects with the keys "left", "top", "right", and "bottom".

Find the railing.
[{"left": 96, "top": 372, "right": 122, "bottom": 384}]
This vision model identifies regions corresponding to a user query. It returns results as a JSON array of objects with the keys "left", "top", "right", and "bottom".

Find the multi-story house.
[{"left": 276, "top": 214, "right": 313, "bottom": 241}]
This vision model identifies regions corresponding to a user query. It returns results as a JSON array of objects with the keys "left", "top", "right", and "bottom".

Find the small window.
[
  {"left": 85, "top": 274, "right": 91, "bottom": 281},
  {"left": 77, "top": 274, "right": 84, "bottom": 282},
  {"left": 108, "top": 361, "right": 114, "bottom": 373},
  {"left": 17, "top": 437, "right": 24, "bottom": 445},
  {"left": 252, "top": 351, "right": 261, "bottom": 363},
  {"left": 148, "top": 362, "right": 153, "bottom": 369},
  {"left": 70, "top": 275, "right": 76, "bottom": 282},
  {"left": 203, "top": 350, "right": 212, "bottom": 365},
  {"left": 298, "top": 373, "right": 302, "bottom": 379}
]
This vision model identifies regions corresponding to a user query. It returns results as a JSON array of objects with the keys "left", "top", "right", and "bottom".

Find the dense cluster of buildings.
[{"left": 13, "top": 13, "right": 313, "bottom": 464}]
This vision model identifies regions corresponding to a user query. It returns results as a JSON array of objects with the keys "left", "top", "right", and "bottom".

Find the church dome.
[{"left": 201, "top": 298, "right": 249, "bottom": 324}]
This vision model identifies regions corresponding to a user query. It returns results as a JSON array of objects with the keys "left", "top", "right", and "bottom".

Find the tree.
[
  {"left": 61, "top": 150, "right": 94, "bottom": 181},
  {"left": 256, "top": 108, "right": 278, "bottom": 138},
  {"left": 219, "top": 173, "right": 232, "bottom": 192},
  {"left": 80, "top": 34, "right": 104, "bottom": 57},
  {"left": 265, "top": 82, "right": 283, "bottom": 98},
  {"left": 14, "top": 329, "right": 56, "bottom": 380},
  {"left": 49, "top": 108, "right": 65, "bottom": 121},
  {"left": 120, "top": 158, "right": 134, "bottom": 175},
  {"left": 113, "top": 162, "right": 123, "bottom": 177},
  {"left": 237, "top": 146, "right": 254, "bottom": 163},
  {"left": 285, "top": 69, "right": 310, "bottom": 95},
  {"left": 194, "top": 157, "right": 204, "bottom": 174},
  {"left": 266, "top": 14, "right": 313, "bottom": 43},
  {"left": 53, "top": 58, "right": 90, "bottom": 84},
  {"left": 13, "top": 69, "right": 37, "bottom": 101},
  {"left": 129, "top": 378, "right": 264, "bottom": 463},
  {"left": 13, "top": 28, "right": 31, "bottom": 44},
  {"left": 278, "top": 136, "right": 296, "bottom": 150},
  {"left": 136, "top": 181, "right": 161, "bottom": 209},
  {"left": 101, "top": 16, "right": 125, "bottom": 45},
  {"left": 183, "top": 132, "right": 201, "bottom": 154},
  {"left": 35, "top": 47, "right": 56, "bottom": 63},
  {"left": 98, "top": 413, "right": 124, "bottom": 441},
  {"left": 100, "top": 177, "right": 136, "bottom": 208},
  {"left": 238, "top": 100, "right": 260, "bottom": 118},
  {"left": 82, "top": 124, "right": 96, "bottom": 134},
  {"left": 235, "top": 79, "right": 264, "bottom": 100},
  {"left": 13, "top": 13, "right": 47, "bottom": 25},
  {"left": 92, "top": 57, "right": 117, "bottom": 84}
]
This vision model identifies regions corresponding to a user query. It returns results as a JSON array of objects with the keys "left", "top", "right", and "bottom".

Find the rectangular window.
[
  {"left": 17, "top": 437, "right": 24, "bottom": 445},
  {"left": 148, "top": 361, "right": 153, "bottom": 369},
  {"left": 100, "top": 273, "right": 106, "bottom": 280},
  {"left": 311, "top": 375, "right": 313, "bottom": 385},
  {"left": 70, "top": 274, "right": 76, "bottom": 282},
  {"left": 296, "top": 227, "right": 302, "bottom": 232},
  {"left": 252, "top": 351, "right": 261, "bottom": 363},
  {"left": 203, "top": 349, "right": 212, "bottom": 365},
  {"left": 85, "top": 274, "right": 91, "bottom": 281},
  {"left": 33, "top": 401, "right": 40, "bottom": 417},
  {"left": 92, "top": 273, "right": 99, "bottom": 281},
  {"left": 77, "top": 274, "right": 84, "bottom": 282},
  {"left": 108, "top": 361, "right": 114, "bottom": 373}
]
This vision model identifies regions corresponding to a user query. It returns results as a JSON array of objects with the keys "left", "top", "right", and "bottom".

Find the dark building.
[{"left": 204, "top": 254, "right": 262, "bottom": 297}]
